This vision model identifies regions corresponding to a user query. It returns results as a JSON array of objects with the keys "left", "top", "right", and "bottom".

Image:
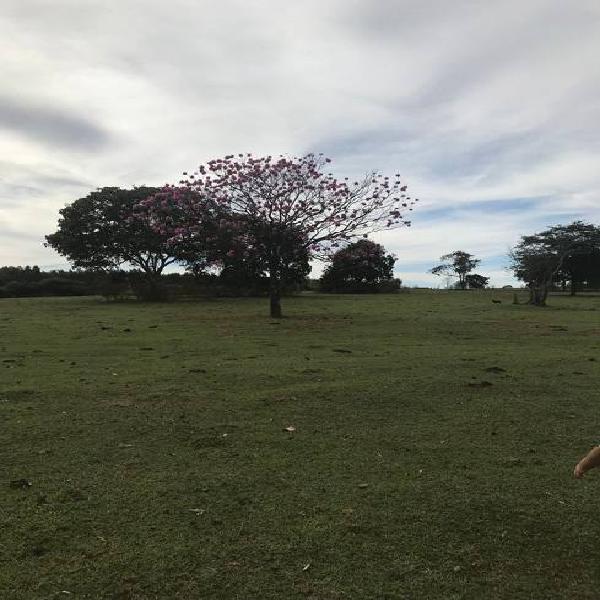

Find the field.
[{"left": 2, "top": 290, "right": 600, "bottom": 599}]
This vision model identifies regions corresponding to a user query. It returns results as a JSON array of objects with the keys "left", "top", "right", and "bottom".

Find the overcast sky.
[{"left": 1, "top": 0, "right": 599, "bottom": 286}]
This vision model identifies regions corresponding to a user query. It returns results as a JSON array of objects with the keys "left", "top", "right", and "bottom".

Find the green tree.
[
  {"left": 46, "top": 187, "right": 201, "bottom": 299},
  {"left": 558, "top": 248, "right": 600, "bottom": 295},
  {"left": 509, "top": 221, "right": 600, "bottom": 306},
  {"left": 320, "top": 239, "right": 399, "bottom": 293},
  {"left": 430, "top": 251, "right": 481, "bottom": 290},
  {"left": 465, "top": 273, "right": 489, "bottom": 289}
]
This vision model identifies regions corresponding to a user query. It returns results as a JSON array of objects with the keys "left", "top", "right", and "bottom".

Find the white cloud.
[{"left": 0, "top": 0, "right": 599, "bottom": 286}]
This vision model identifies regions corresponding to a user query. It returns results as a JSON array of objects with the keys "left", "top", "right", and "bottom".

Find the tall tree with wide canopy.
[
  {"left": 139, "top": 154, "right": 418, "bottom": 316},
  {"left": 430, "top": 251, "right": 481, "bottom": 290},
  {"left": 46, "top": 187, "right": 209, "bottom": 299},
  {"left": 509, "top": 221, "right": 600, "bottom": 306}
]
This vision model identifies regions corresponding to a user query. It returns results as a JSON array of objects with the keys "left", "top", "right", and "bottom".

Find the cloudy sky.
[{"left": 1, "top": 0, "right": 599, "bottom": 286}]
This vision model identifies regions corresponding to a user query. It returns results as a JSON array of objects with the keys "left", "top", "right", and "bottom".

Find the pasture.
[{"left": 2, "top": 290, "right": 600, "bottom": 599}]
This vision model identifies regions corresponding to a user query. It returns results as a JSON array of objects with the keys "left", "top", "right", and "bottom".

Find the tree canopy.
[
  {"left": 510, "top": 221, "right": 600, "bottom": 305},
  {"left": 465, "top": 273, "right": 489, "bottom": 289},
  {"left": 214, "top": 218, "right": 311, "bottom": 295},
  {"left": 557, "top": 247, "right": 600, "bottom": 294},
  {"left": 320, "top": 239, "right": 399, "bottom": 293},
  {"left": 430, "top": 251, "right": 482, "bottom": 289},
  {"left": 45, "top": 186, "right": 219, "bottom": 299},
  {"left": 46, "top": 187, "right": 183, "bottom": 276}
]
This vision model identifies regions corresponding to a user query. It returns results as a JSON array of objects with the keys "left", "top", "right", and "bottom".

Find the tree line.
[
  {"left": 3, "top": 152, "right": 598, "bottom": 311},
  {"left": 42, "top": 154, "right": 416, "bottom": 315},
  {"left": 1, "top": 239, "right": 402, "bottom": 300}
]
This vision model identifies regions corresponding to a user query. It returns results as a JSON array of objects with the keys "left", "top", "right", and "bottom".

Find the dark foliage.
[
  {"left": 0, "top": 267, "right": 97, "bottom": 298},
  {"left": 320, "top": 239, "right": 400, "bottom": 293},
  {"left": 0, "top": 265, "right": 306, "bottom": 301},
  {"left": 465, "top": 273, "right": 490, "bottom": 289},
  {"left": 212, "top": 219, "right": 311, "bottom": 296},
  {"left": 557, "top": 248, "right": 600, "bottom": 294},
  {"left": 510, "top": 221, "right": 600, "bottom": 305},
  {"left": 44, "top": 187, "right": 212, "bottom": 301}
]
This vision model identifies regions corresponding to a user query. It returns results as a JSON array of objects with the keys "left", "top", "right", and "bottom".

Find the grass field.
[{"left": 2, "top": 290, "right": 600, "bottom": 599}]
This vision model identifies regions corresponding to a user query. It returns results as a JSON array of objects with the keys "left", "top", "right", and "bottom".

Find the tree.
[
  {"left": 216, "top": 219, "right": 312, "bottom": 295},
  {"left": 0, "top": 265, "right": 42, "bottom": 286},
  {"left": 430, "top": 251, "right": 481, "bottom": 290},
  {"left": 139, "top": 154, "right": 418, "bottom": 317},
  {"left": 558, "top": 248, "right": 600, "bottom": 295},
  {"left": 320, "top": 239, "right": 399, "bottom": 293},
  {"left": 509, "top": 221, "right": 600, "bottom": 306},
  {"left": 465, "top": 273, "right": 489, "bottom": 289},
  {"left": 136, "top": 196, "right": 313, "bottom": 297},
  {"left": 46, "top": 187, "right": 204, "bottom": 299}
]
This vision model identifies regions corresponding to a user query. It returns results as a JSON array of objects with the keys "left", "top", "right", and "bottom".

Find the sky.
[{"left": 1, "top": 0, "right": 599, "bottom": 286}]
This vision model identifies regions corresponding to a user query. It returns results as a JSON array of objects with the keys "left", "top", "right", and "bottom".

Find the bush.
[
  {"left": 98, "top": 272, "right": 131, "bottom": 301},
  {"left": 320, "top": 240, "right": 400, "bottom": 293},
  {"left": 38, "top": 278, "right": 88, "bottom": 296},
  {"left": 376, "top": 278, "right": 402, "bottom": 293},
  {"left": 0, "top": 281, "right": 39, "bottom": 297},
  {"left": 128, "top": 274, "right": 169, "bottom": 302}
]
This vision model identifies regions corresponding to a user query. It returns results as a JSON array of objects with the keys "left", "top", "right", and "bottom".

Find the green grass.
[{"left": 2, "top": 290, "right": 600, "bottom": 599}]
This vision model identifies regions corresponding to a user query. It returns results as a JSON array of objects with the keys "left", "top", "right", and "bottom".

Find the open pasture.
[{"left": 2, "top": 291, "right": 600, "bottom": 599}]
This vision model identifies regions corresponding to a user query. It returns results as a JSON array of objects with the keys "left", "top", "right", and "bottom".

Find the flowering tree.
[
  {"left": 133, "top": 185, "right": 220, "bottom": 270},
  {"left": 139, "top": 154, "right": 418, "bottom": 317}
]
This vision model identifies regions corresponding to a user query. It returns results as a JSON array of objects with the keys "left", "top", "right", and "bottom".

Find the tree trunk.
[
  {"left": 270, "top": 282, "right": 282, "bottom": 318},
  {"left": 528, "top": 283, "right": 548, "bottom": 306},
  {"left": 269, "top": 252, "right": 283, "bottom": 318}
]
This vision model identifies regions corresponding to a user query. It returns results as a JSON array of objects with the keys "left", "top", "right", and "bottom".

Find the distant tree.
[
  {"left": 509, "top": 221, "right": 600, "bottom": 306},
  {"left": 320, "top": 239, "right": 399, "bottom": 293},
  {"left": 465, "top": 273, "right": 489, "bottom": 289},
  {"left": 0, "top": 266, "right": 104, "bottom": 298},
  {"left": 0, "top": 266, "right": 42, "bottom": 285},
  {"left": 45, "top": 187, "right": 207, "bottom": 299},
  {"left": 138, "top": 154, "right": 418, "bottom": 317},
  {"left": 430, "top": 251, "right": 481, "bottom": 290}
]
